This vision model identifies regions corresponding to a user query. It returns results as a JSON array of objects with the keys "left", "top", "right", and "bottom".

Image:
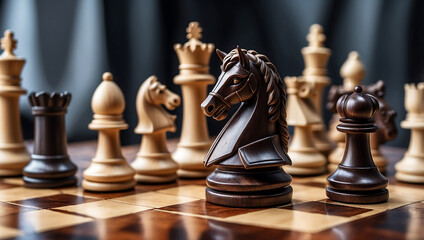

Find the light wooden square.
[
  {"left": 291, "top": 184, "right": 327, "bottom": 202},
  {"left": 0, "top": 226, "right": 22, "bottom": 239},
  {"left": 111, "top": 192, "right": 198, "bottom": 208},
  {"left": 2, "top": 178, "right": 24, "bottom": 186},
  {"left": 156, "top": 185, "right": 206, "bottom": 199},
  {"left": 0, "top": 187, "right": 60, "bottom": 202},
  {"left": 54, "top": 200, "right": 150, "bottom": 219},
  {"left": 325, "top": 184, "right": 424, "bottom": 211},
  {"left": 17, "top": 209, "right": 92, "bottom": 233},
  {"left": 225, "top": 208, "right": 351, "bottom": 233},
  {"left": 59, "top": 187, "right": 102, "bottom": 199}
]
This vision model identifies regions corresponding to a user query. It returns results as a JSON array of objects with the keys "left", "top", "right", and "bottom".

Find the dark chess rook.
[{"left": 23, "top": 91, "right": 77, "bottom": 188}]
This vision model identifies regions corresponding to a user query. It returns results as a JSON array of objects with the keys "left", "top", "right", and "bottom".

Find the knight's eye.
[
  {"left": 232, "top": 78, "right": 241, "bottom": 85},
  {"left": 157, "top": 89, "right": 164, "bottom": 94}
]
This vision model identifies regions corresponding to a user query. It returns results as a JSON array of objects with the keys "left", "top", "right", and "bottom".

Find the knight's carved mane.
[{"left": 222, "top": 49, "right": 289, "bottom": 151}]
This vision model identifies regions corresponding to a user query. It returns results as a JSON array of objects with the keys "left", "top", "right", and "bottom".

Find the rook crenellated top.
[
  {"left": 404, "top": 83, "right": 424, "bottom": 122},
  {"left": 28, "top": 91, "right": 71, "bottom": 109}
]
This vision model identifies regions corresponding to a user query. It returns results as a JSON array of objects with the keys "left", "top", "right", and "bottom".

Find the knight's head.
[
  {"left": 201, "top": 46, "right": 257, "bottom": 120},
  {"left": 365, "top": 80, "right": 397, "bottom": 141},
  {"left": 146, "top": 76, "right": 180, "bottom": 110}
]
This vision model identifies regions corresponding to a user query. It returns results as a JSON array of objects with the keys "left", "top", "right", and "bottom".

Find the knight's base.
[
  {"left": 206, "top": 166, "right": 292, "bottom": 207},
  {"left": 206, "top": 186, "right": 293, "bottom": 208},
  {"left": 326, "top": 187, "right": 388, "bottom": 204},
  {"left": 24, "top": 176, "right": 77, "bottom": 188},
  {"left": 82, "top": 179, "right": 136, "bottom": 192}
]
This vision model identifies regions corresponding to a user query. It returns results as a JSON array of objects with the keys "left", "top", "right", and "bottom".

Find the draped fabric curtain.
[{"left": 0, "top": 0, "right": 420, "bottom": 147}]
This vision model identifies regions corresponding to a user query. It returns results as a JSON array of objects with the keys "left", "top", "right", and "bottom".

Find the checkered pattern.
[{"left": 1, "top": 174, "right": 423, "bottom": 239}]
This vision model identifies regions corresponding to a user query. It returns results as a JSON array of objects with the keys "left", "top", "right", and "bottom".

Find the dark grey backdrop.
[{"left": 0, "top": 0, "right": 422, "bottom": 147}]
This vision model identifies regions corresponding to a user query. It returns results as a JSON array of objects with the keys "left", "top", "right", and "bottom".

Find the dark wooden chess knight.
[
  {"left": 327, "top": 86, "right": 389, "bottom": 204},
  {"left": 201, "top": 47, "right": 292, "bottom": 207},
  {"left": 23, "top": 91, "right": 77, "bottom": 188}
]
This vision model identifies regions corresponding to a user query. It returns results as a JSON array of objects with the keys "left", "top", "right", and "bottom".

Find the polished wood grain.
[
  {"left": 0, "top": 139, "right": 422, "bottom": 240},
  {"left": 280, "top": 201, "right": 372, "bottom": 217}
]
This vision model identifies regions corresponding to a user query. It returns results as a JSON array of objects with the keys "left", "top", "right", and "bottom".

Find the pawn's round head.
[
  {"left": 336, "top": 86, "right": 379, "bottom": 121},
  {"left": 91, "top": 72, "right": 125, "bottom": 115}
]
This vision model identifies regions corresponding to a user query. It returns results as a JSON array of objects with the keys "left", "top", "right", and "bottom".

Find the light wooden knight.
[
  {"left": 131, "top": 76, "right": 181, "bottom": 183},
  {"left": 395, "top": 83, "right": 424, "bottom": 183},
  {"left": 302, "top": 24, "right": 332, "bottom": 156},
  {"left": 284, "top": 77, "right": 326, "bottom": 175},
  {"left": 0, "top": 30, "right": 30, "bottom": 176},
  {"left": 83, "top": 72, "right": 136, "bottom": 192},
  {"left": 172, "top": 22, "right": 215, "bottom": 178}
]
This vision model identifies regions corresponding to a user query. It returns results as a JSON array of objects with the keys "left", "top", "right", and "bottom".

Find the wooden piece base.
[
  {"left": 23, "top": 176, "right": 76, "bottom": 188},
  {"left": 0, "top": 146, "right": 30, "bottom": 177},
  {"left": 327, "top": 164, "right": 388, "bottom": 204},
  {"left": 82, "top": 179, "right": 136, "bottom": 192},
  {"left": 285, "top": 165, "right": 327, "bottom": 176},
  {"left": 173, "top": 144, "right": 212, "bottom": 178},
  {"left": 395, "top": 154, "right": 424, "bottom": 184},
  {"left": 206, "top": 166, "right": 292, "bottom": 207},
  {"left": 395, "top": 172, "right": 424, "bottom": 183},
  {"left": 131, "top": 154, "right": 178, "bottom": 184},
  {"left": 285, "top": 151, "right": 327, "bottom": 176},
  {"left": 326, "top": 187, "right": 389, "bottom": 204},
  {"left": 206, "top": 186, "right": 293, "bottom": 208},
  {"left": 177, "top": 169, "right": 213, "bottom": 178},
  {"left": 23, "top": 155, "right": 77, "bottom": 189},
  {"left": 134, "top": 173, "right": 177, "bottom": 183},
  {"left": 0, "top": 169, "right": 22, "bottom": 177}
]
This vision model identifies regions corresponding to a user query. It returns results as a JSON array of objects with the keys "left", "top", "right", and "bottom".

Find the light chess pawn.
[
  {"left": 131, "top": 76, "right": 181, "bottom": 183},
  {"left": 83, "top": 72, "right": 136, "bottom": 192},
  {"left": 395, "top": 83, "right": 424, "bottom": 183}
]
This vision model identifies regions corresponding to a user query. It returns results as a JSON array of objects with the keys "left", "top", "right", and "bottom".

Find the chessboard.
[{"left": 0, "top": 140, "right": 423, "bottom": 240}]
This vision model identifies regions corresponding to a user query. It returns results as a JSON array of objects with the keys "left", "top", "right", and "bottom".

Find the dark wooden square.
[
  {"left": 11, "top": 194, "right": 99, "bottom": 209},
  {"left": 159, "top": 199, "right": 264, "bottom": 218},
  {"left": 280, "top": 201, "right": 372, "bottom": 217},
  {"left": 0, "top": 201, "right": 35, "bottom": 216}
]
